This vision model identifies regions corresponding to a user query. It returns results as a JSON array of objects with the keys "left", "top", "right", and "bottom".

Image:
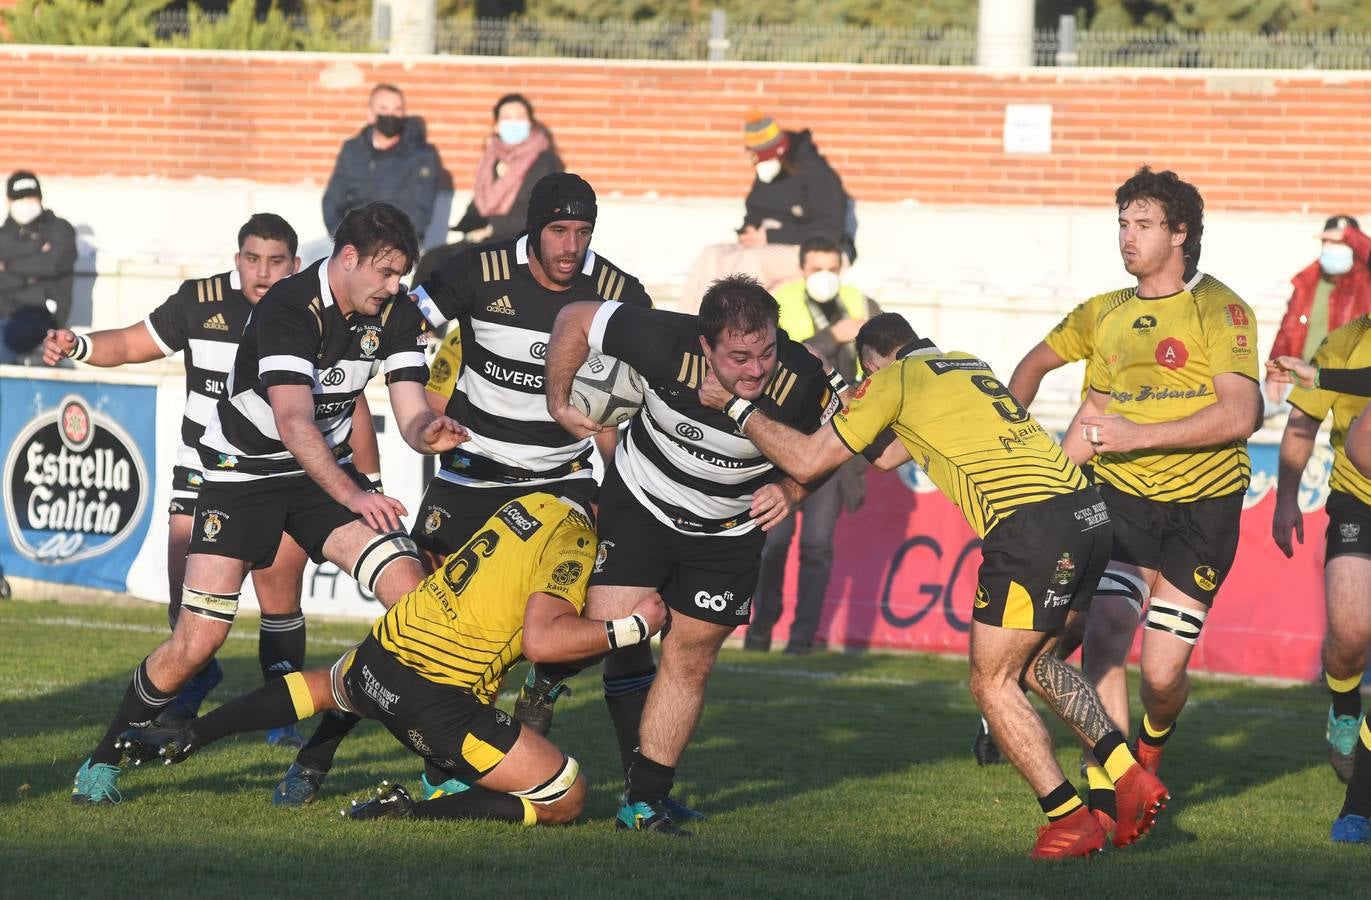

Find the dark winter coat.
[
  {"left": 742, "top": 129, "right": 853, "bottom": 257},
  {"left": 453, "top": 148, "right": 564, "bottom": 244},
  {"left": 322, "top": 116, "right": 443, "bottom": 239},
  {"left": 0, "top": 208, "right": 77, "bottom": 324}
]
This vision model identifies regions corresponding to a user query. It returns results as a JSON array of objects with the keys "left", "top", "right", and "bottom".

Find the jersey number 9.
[{"left": 971, "top": 375, "right": 1030, "bottom": 425}]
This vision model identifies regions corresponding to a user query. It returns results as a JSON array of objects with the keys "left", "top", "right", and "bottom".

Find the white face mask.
[
  {"left": 1321, "top": 243, "right": 1355, "bottom": 276},
  {"left": 9, "top": 197, "right": 41, "bottom": 225},
  {"left": 805, "top": 270, "right": 841, "bottom": 302},
  {"left": 754, "top": 159, "right": 782, "bottom": 184}
]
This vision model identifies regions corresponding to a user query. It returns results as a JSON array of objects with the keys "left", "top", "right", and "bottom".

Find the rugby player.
[
  {"left": 42, "top": 214, "right": 381, "bottom": 748},
  {"left": 70, "top": 201, "right": 468, "bottom": 804},
  {"left": 1060, "top": 168, "right": 1260, "bottom": 798},
  {"left": 696, "top": 310, "right": 1169, "bottom": 858},
  {"left": 279, "top": 173, "right": 655, "bottom": 806},
  {"left": 118, "top": 493, "right": 666, "bottom": 826}
]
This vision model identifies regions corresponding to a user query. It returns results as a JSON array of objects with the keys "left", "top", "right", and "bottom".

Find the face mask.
[
  {"left": 806, "top": 270, "right": 841, "bottom": 302},
  {"left": 497, "top": 119, "right": 531, "bottom": 146},
  {"left": 8, "top": 198, "right": 40, "bottom": 225},
  {"left": 374, "top": 114, "right": 404, "bottom": 139},
  {"left": 755, "top": 159, "right": 782, "bottom": 184},
  {"left": 1321, "top": 243, "right": 1355, "bottom": 276}
]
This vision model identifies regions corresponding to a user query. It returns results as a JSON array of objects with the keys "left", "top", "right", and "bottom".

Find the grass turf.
[{"left": 0, "top": 597, "right": 1362, "bottom": 898}]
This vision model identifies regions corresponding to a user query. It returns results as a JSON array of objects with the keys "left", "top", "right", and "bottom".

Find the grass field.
[{"left": 0, "top": 597, "right": 1363, "bottom": 898}]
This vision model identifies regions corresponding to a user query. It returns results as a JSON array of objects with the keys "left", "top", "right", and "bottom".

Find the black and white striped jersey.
[
  {"left": 144, "top": 270, "right": 253, "bottom": 471},
  {"left": 589, "top": 301, "right": 841, "bottom": 536},
  {"left": 198, "top": 259, "right": 430, "bottom": 481},
  {"left": 409, "top": 234, "right": 652, "bottom": 489}
]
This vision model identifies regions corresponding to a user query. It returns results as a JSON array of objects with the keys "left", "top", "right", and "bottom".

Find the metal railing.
[{"left": 145, "top": 11, "right": 1371, "bottom": 69}]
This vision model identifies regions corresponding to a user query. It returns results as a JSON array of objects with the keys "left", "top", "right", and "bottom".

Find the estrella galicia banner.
[{"left": 1, "top": 379, "right": 155, "bottom": 590}]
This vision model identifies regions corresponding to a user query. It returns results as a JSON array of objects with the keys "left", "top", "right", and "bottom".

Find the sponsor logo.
[
  {"left": 431, "top": 357, "right": 451, "bottom": 385},
  {"left": 494, "top": 709, "right": 512, "bottom": 727},
  {"left": 736, "top": 597, "right": 752, "bottom": 617},
  {"left": 925, "top": 358, "right": 991, "bottom": 374},
  {"left": 530, "top": 341, "right": 548, "bottom": 360},
  {"left": 3, "top": 395, "right": 150, "bottom": 565},
  {"left": 1131, "top": 315, "right": 1157, "bottom": 335},
  {"left": 498, "top": 501, "right": 541, "bottom": 540},
  {"left": 266, "top": 660, "right": 294, "bottom": 674},
  {"left": 358, "top": 327, "right": 381, "bottom": 359},
  {"left": 1043, "top": 589, "right": 1072, "bottom": 609},
  {"left": 594, "top": 540, "right": 613, "bottom": 573},
  {"left": 1155, "top": 338, "right": 1189, "bottom": 370},
  {"left": 407, "top": 729, "right": 431, "bottom": 754},
  {"left": 321, "top": 367, "right": 346, "bottom": 387},
  {"left": 486, "top": 295, "right": 515, "bottom": 315},
  {"left": 1224, "top": 304, "right": 1250, "bottom": 328},
  {"left": 201, "top": 510, "right": 224, "bottom": 541},
  {"left": 973, "top": 584, "right": 990, "bottom": 609},
  {"left": 216, "top": 453, "right": 238, "bottom": 469},
  {"left": 187, "top": 471, "right": 203, "bottom": 487},
  {"left": 1052, "top": 551, "right": 1076, "bottom": 586},
  {"left": 1235, "top": 334, "right": 1248, "bottom": 348},
  {"left": 1072, "top": 500, "right": 1109, "bottom": 529},
  {"left": 694, "top": 589, "right": 733, "bottom": 612},
  {"left": 1340, "top": 522, "right": 1361, "bottom": 541},
  {"left": 999, "top": 421, "right": 1045, "bottom": 454},
  {"left": 359, "top": 664, "right": 399, "bottom": 712},
  {"left": 550, "top": 560, "right": 583, "bottom": 586},
  {"left": 423, "top": 507, "right": 445, "bottom": 535},
  {"left": 675, "top": 422, "right": 705, "bottom": 442},
  {"left": 1193, "top": 565, "right": 1218, "bottom": 592},
  {"left": 203, "top": 313, "right": 230, "bottom": 331},
  {"left": 482, "top": 360, "right": 543, "bottom": 390},
  {"left": 1110, "top": 384, "right": 1211, "bottom": 404}
]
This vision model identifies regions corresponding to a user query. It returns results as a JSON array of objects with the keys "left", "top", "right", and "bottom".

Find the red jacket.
[{"left": 1270, "top": 225, "right": 1371, "bottom": 360}]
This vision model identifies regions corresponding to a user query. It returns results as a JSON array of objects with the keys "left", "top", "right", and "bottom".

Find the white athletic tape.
[
  {"left": 1096, "top": 567, "right": 1149, "bottom": 616},
  {"left": 513, "top": 754, "right": 580, "bottom": 804},
  {"left": 605, "top": 613, "right": 648, "bottom": 650},
  {"left": 181, "top": 587, "right": 240, "bottom": 622},
  {"left": 329, "top": 646, "right": 360, "bottom": 714},
  {"left": 1145, "top": 600, "right": 1208, "bottom": 645},
  {"left": 352, "top": 533, "right": 420, "bottom": 593}
]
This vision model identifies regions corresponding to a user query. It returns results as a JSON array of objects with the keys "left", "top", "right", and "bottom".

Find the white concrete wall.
[{"left": 38, "top": 174, "right": 1327, "bottom": 427}]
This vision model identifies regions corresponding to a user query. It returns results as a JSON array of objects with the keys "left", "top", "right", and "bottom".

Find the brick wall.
[{"left": 2, "top": 44, "right": 1369, "bottom": 211}]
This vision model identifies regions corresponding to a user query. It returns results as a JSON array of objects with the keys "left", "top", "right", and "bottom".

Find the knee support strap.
[
  {"left": 1145, "top": 600, "right": 1208, "bottom": 646},
  {"left": 512, "top": 754, "right": 580, "bottom": 805},
  {"left": 1097, "top": 567, "right": 1149, "bottom": 616},
  {"left": 330, "top": 645, "right": 360, "bottom": 715},
  {"left": 181, "top": 586, "right": 241, "bottom": 623},
  {"left": 352, "top": 533, "right": 420, "bottom": 594}
]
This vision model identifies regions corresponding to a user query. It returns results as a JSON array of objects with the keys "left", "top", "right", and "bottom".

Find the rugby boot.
[
  {"left": 1112, "top": 763, "right": 1168, "bottom": 847},
  {"left": 273, "top": 761, "right": 328, "bottom": 807},
  {"left": 71, "top": 758, "right": 122, "bottom": 805},
  {"left": 1030, "top": 806, "right": 1107, "bottom": 860},
  {"left": 1326, "top": 708, "right": 1360, "bottom": 784},
  {"left": 616, "top": 794, "right": 692, "bottom": 837},
  {"left": 513, "top": 669, "right": 571, "bottom": 737},
  {"left": 342, "top": 781, "right": 414, "bottom": 820}
]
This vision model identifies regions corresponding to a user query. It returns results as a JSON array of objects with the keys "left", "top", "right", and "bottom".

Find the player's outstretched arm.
[
  {"left": 1079, "top": 372, "right": 1259, "bottom": 455},
  {"left": 42, "top": 322, "right": 166, "bottom": 368},
  {"left": 1272, "top": 408, "right": 1320, "bottom": 558},
  {"left": 1295, "top": 364, "right": 1371, "bottom": 397},
  {"left": 1008, "top": 341, "right": 1069, "bottom": 408},
  {"left": 521, "top": 591, "right": 666, "bottom": 663},
  {"left": 387, "top": 380, "right": 469, "bottom": 455},
  {"left": 1265, "top": 355, "right": 1318, "bottom": 389},
  {"left": 545, "top": 301, "right": 605, "bottom": 438}
]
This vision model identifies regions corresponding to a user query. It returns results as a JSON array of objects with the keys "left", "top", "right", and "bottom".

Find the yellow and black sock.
[
  {"left": 1094, "top": 730, "right": 1139, "bottom": 783},
  {"left": 1138, "top": 713, "right": 1175, "bottom": 748},
  {"left": 1085, "top": 765, "right": 1117, "bottom": 820},
  {"left": 1338, "top": 719, "right": 1371, "bottom": 819},
  {"left": 1328, "top": 672, "right": 1363, "bottom": 720},
  {"left": 1039, "top": 781, "right": 1084, "bottom": 821},
  {"left": 413, "top": 786, "right": 534, "bottom": 824},
  {"left": 194, "top": 671, "right": 314, "bottom": 745}
]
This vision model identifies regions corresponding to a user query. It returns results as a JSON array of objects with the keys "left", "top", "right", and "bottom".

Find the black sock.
[
  {"left": 1138, "top": 713, "right": 1175, "bottom": 747},
  {"left": 258, "top": 612, "right": 306, "bottom": 684},
  {"left": 1328, "top": 672, "right": 1363, "bottom": 720},
  {"left": 413, "top": 785, "right": 531, "bottom": 823},
  {"left": 91, "top": 658, "right": 176, "bottom": 765},
  {"left": 604, "top": 650, "right": 655, "bottom": 776},
  {"left": 194, "top": 675, "right": 305, "bottom": 745},
  {"left": 1038, "top": 780, "right": 1083, "bottom": 821},
  {"left": 625, "top": 749, "right": 675, "bottom": 805},
  {"left": 295, "top": 710, "right": 362, "bottom": 773},
  {"left": 1339, "top": 721, "right": 1371, "bottom": 819}
]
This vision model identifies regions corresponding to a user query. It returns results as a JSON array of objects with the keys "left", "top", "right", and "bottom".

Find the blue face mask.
[
  {"left": 497, "top": 120, "right": 531, "bottom": 146},
  {"left": 1321, "top": 243, "right": 1355, "bottom": 276}
]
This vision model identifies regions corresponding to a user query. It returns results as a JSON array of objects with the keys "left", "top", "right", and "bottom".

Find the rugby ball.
[{"left": 570, "top": 352, "right": 645, "bottom": 426}]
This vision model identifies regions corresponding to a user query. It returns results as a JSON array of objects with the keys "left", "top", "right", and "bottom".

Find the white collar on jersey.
[
  {"left": 515, "top": 233, "right": 598, "bottom": 276},
  {"left": 229, "top": 269, "right": 242, "bottom": 291},
  {"left": 1185, "top": 270, "right": 1205, "bottom": 291},
  {"left": 315, "top": 257, "right": 335, "bottom": 308}
]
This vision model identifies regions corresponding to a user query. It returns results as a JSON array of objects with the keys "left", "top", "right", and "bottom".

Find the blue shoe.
[
  {"left": 1331, "top": 814, "right": 1370, "bottom": 844},
  {"left": 615, "top": 795, "right": 691, "bottom": 836},
  {"left": 160, "top": 658, "right": 224, "bottom": 724},
  {"left": 420, "top": 771, "right": 471, "bottom": 801},
  {"left": 272, "top": 761, "right": 327, "bottom": 807},
  {"left": 71, "top": 758, "right": 122, "bottom": 805},
  {"left": 663, "top": 795, "right": 706, "bottom": 821},
  {"left": 266, "top": 724, "right": 305, "bottom": 749}
]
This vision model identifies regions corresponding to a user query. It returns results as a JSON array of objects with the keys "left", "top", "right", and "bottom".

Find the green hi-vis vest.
[{"left": 773, "top": 278, "right": 867, "bottom": 343}]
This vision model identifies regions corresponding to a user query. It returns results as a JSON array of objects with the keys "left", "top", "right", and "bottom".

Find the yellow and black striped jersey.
[
  {"left": 425, "top": 327, "right": 463, "bottom": 400},
  {"left": 1044, "top": 291, "right": 1126, "bottom": 399},
  {"left": 1086, "top": 273, "right": 1259, "bottom": 502},
  {"left": 1289, "top": 315, "right": 1371, "bottom": 506},
  {"left": 372, "top": 493, "right": 596, "bottom": 704},
  {"left": 832, "top": 348, "right": 1087, "bottom": 538}
]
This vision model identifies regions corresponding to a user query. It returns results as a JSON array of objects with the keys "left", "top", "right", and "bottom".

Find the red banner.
[{"left": 766, "top": 468, "right": 1328, "bottom": 681}]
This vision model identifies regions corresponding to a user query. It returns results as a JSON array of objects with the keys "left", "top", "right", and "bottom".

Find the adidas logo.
[
  {"left": 266, "top": 661, "right": 295, "bottom": 673},
  {"left": 486, "top": 295, "right": 515, "bottom": 316},
  {"left": 735, "top": 598, "right": 751, "bottom": 617},
  {"left": 203, "top": 313, "right": 230, "bottom": 331}
]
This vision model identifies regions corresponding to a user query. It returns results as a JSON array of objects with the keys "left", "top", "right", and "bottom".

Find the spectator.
[
  {"left": 677, "top": 111, "right": 853, "bottom": 313},
  {"left": 1265, "top": 214, "right": 1371, "bottom": 406},
  {"left": 0, "top": 171, "right": 77, "bottom": 364},
  {"left": 414, "top": 92, "right": 564, "bottom": 284},
  {"left": 746, "top": 235, "right": 878, "bottom": 655},
  {"left": 322, "top": 83, "right": 443, "bottom": 245}
]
